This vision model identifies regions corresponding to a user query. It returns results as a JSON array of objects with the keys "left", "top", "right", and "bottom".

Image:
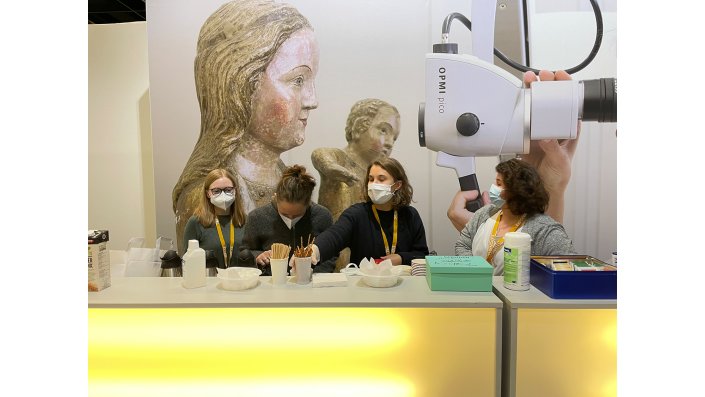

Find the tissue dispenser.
[{"left": 425, "top": 256, "right": 493, "bottom": 292}]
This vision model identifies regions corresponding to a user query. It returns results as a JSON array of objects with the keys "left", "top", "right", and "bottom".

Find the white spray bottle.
[{"left": 182, "top": 239, "right": 206, "bottom": 288}]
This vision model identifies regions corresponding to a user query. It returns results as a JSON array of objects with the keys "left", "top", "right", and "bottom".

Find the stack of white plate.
[{"left": 411, "top": 259, "right": 427, "bottom": 276}]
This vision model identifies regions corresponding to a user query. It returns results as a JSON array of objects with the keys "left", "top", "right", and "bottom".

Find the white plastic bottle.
[
  {"left": 503, "top": 232, "right": 532, "bottom": 291},
  {"left": 182, "top": 239, "right": 206, "bottom": 288}
]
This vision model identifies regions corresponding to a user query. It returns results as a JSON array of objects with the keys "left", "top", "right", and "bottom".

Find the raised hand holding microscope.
[{"left": 418, "top": 0, "right": 617, "bottom": 211}]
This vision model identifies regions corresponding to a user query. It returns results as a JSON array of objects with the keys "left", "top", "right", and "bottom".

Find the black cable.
[
  {"left": 442, "top": 12, "right": 472, "bottom": 35},
  {"left": 441, "top": 0, "right": 604, "bottom": 75}
]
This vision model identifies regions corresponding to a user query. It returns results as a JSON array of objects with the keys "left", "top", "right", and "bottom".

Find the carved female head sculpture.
[{"left": 172, "top": 0, "right": 319, "bottom": 253}]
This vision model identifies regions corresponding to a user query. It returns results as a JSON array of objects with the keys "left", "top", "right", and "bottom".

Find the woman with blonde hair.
[
  {"left": 173, "top": 0, "right": 319, "bottom": 253},
  {"left": 182, "top": 168, "right": 247, "bottom": 268}
]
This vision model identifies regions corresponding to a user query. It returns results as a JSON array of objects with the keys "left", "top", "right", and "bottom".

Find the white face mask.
[
  {"left": 210, "top": 193, "right": 235, "bottom": 210},
  {"left": 279, "top": 214, "right": 303, "bottom": 229},
  {"left": 367, "top": 183, "right": 396, "bottom": 205}
]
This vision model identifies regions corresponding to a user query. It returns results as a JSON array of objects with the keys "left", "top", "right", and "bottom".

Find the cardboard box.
[
  {"left": 88, "top": 230, "right": 111, "bottom": 291},
  {"left": 425, "top": 256, "right": 493, "bottom": 292}
]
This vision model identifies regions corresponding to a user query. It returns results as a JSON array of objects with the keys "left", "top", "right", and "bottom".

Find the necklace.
[
  {"left": 239, "top": 174, "right": 276, "bottom": 201},
  {"left": 485, "top": 210, "right": 526, "bottom": 262}
]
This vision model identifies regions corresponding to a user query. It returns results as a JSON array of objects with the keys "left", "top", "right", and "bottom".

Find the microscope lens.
[{"left": 582, "top": 78, "right": 617, "bottom": 123}]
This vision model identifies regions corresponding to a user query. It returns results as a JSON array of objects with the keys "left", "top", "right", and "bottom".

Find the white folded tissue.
[
  {"left": 311, "top": 273, "right": 348, "bottom": 287},
  {"left": 359, "top": 257, "right": 394, "bottom": 275}
]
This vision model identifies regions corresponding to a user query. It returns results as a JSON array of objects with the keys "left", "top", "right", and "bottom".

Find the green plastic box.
[{"left": 425, "top": 256, "right": 494, "bottom": 292}]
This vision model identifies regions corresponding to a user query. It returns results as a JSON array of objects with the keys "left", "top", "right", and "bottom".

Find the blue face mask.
[{"left": 489, "top": 184, "right": 505, "bottom": 208}]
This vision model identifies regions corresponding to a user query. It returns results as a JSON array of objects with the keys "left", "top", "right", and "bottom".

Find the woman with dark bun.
[
  {"left": 242, "top": 165, "right": 336, "bottom": 275},
  {"left": 455, "top": 158, "right": 576, "bottom": 275}
]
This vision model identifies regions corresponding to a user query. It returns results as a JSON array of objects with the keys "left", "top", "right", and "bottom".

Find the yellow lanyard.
[
  {"left": 371, "top": 206, "right": 398, "bottom": 256},
  {"left": 485, "top": 210, "right": 525, "bottom": 262},
  {"left": 215, "top": 217, "right": 235, "bottom": 267}
]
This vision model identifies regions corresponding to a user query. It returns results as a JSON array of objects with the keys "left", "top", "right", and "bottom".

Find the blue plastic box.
[{"left": 530, "top": 256, "right": 617, "bottom": 299}]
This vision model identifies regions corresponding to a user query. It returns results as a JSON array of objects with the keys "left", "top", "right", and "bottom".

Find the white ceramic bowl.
[
  {"left": 216, "top": 267, "right": 262, "bottom": 291},
  {"left": 360, "top": 266, "right": 402, "bottom": 288}
]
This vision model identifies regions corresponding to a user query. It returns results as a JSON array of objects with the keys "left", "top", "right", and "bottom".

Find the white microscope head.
[{"left": 419, "top": 0, "right": 615, "bottom": 211}]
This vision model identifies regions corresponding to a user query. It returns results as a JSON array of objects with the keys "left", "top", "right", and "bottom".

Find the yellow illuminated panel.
[
  {"left": 89, "top": 307, "right": 498, "bottom": 397},
  {"left": 515, "top": 308, "right": 616, "bottom": 397}
]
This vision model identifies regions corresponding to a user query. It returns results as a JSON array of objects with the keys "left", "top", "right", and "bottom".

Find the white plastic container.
[
  {"left": 216, "top": 267, "right": 261, "bottom": 291},
  {"left": 360, "top": 266, "right": 403, "bottom": 288},
  {"left": 182, "top": 239, "right": 206, "bottom": 288},
  {"left": 503, "top": 232, "right": 531, "bottom": 291}
]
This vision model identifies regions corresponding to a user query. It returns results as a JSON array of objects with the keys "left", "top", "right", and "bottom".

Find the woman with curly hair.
[{"left": 455, "top": 158, "right": 576, "bottom": 275}]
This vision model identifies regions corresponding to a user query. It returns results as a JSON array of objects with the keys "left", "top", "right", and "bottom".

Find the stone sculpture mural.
[{"left": 172, "top": 0, "right": 319, "bottom": 253}]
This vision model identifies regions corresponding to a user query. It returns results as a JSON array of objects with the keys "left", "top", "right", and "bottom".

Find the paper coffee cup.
[
  {"left": 294, "top": 257, "right": 312, "bottom": 285},
  {"left": 270, "top": 258, "right": 288, "bottom": 286}
]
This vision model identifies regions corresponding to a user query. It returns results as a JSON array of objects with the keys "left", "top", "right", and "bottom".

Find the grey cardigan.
[{"left": 455, "top": 204, "right": 577, "bottom": 275}]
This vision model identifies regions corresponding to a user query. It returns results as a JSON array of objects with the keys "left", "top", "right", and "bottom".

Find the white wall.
[
  {"left": 528, "top": 0, "right": 618, "bottom": 262},
  {"left": 89, "top": 0, "right": 617, "bottom": 262},
  {"left": 88, "top": 22, "right": 156, "bottom": 250}
]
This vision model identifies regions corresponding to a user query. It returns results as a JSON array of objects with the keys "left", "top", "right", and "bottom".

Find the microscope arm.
[{"left": 436, "top": 151, "right": 484, "bottom": 212}]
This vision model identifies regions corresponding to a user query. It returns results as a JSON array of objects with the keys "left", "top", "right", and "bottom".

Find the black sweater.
[
  {"left": 241, "top": 202, "right": 337, "bottom": 274},
  {"left": 316, "top": 202, "right": 429, "bottom": 266}
]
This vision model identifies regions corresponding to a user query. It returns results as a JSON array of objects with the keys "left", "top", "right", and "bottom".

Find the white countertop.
[
  {"left": 88, "top": 275, "right": 503, "bottom": 308},
  {"left": 491, "top": 276, "right": 617, "bottom": 309}
]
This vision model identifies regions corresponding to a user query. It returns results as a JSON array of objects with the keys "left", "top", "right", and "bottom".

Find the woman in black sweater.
[{"left": 311, "top": 157, "right": 429, "bottom": 267}]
